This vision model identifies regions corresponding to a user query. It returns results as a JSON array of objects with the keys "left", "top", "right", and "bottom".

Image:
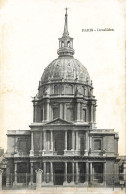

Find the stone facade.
[{"left": 5, "top": 9, "right": 120, "bottom": 187}]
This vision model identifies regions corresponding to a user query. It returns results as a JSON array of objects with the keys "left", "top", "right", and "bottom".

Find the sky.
[{"left": 0, "top": 0, "right": 125, "bottom": 155}]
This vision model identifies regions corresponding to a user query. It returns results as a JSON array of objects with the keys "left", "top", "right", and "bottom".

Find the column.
[
  {"left": 72, "top": 162, "right": 74, "bottom": 182},
  {"left": 72, "top": 131, "right": 75, "bottom": 150},
  {"left": 47, "top": 100, "right": 50, "bottom": 121},
  {"left": 85, "top": 162, "right": 89, "bottom": 183},
  {"left": 89, "top": 135, "right": 92, "bottom": 153},
  {"left": 124, "top": 163, "right": 126, "bottom": 182},
  {"left": 33, "top": 103, "right": 35, "bottom": 122},
  {"left": 94, "top": 106, "right": 96, "bottom": 123},
  {"left": 39, "top": 132, "right": 42, "bottom": 154},
  {"left": 30, "top": 162, "right": 33, "bottom": 185},
  {"left": 43, "top": 131, "right": 46, "bottom": 150},
  {"left": 90, "top": 163, "right": 93, "bottom": 183},
  {"left": 64, "top": 162, "right": 67, "bottom": 183},
  {"left": 92, "top": 164, "right": 94, "bottom": 183},
  {"left": 64, "top": 103, "right": 67, "bottom": 120},
  {"left": 14, "top": 162, "right": 17, "bottom": 185},
  {"left": 50, "top": 130, "right": 53, "bottom": 151},
  {"left": 0, "top": 170, "right": 2, "bottom": 190},
  {"left": 76, "top": 162, "right": 79, "bottom": 183},
  {"left": 15, "top": 137, "right": 18, "bottom": 153},
  {"left": 86, "top": 107, "right": 89, "bottom": 122},
  {"left": 65, "top": 131, "right": 67, "bottom": 150},
  {"left": 30, "top": 131, "right": 34, "bottom": 156},
  {"left": 91, "top": 104, "right": 93, "bottom": 123},
  {"left": 76, "top": 131, "right": 79, "bottom": 151},
  {"left": 6, "top": 167, "right": 10, "bottom": 187},
  {"left": 43, "top": 104, "right": 45, "bottom": 121},
  {"left": 43, "top": 162, "right": 46, "bottom": 183},
  {"left": 85, "top": 131, "right": 89, "bottom": 155},
  {"left": 50, "top": 162, "right": 53, "bottom": 183},
  {"left": 60, "top": 103, "right": 63, "bottom": 119},
  {"left": 77, "top": 102, "right": 81, "bottom": 121},
  {"left": 104, "top": 162, "right": 106, "bottom": 186}
]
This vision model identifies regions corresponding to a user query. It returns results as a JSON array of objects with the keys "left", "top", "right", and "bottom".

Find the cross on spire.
[{"left": 65, "top": 7, "right": 68, "bottom": 15}]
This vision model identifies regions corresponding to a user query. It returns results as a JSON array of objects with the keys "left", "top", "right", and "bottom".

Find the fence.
[{"left": 1, "top": 173, "right": 126, "bottom": 190}]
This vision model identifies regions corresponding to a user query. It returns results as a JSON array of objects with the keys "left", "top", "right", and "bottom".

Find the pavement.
[{"left": 0, "top": 187, "right": 126, "bottom": 194}]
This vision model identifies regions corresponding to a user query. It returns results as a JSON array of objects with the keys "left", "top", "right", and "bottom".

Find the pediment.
[{"left": 45, "top": 118, "right": 73, "bottom": 125}]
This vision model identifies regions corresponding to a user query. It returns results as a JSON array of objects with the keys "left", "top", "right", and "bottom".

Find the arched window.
[
  {"left": 67, "top": 41, "right": 70, "bottom": 47},
  {"left": 62, "top": 41, "right": 64, "bottom": 47},
  {"left": 83, "top": 86, "right": 85, "bottom": 96},
  {"left": 65, "top": 85, "right": 73, "bottom": 94},
  {"left": 43, "top": 87, "right": 47, "bottom": 95}
]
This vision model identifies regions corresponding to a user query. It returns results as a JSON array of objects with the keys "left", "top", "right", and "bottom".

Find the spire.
[
  {"left": 57, "top": 8, "right": 75, "bottom": 57},
  {"left": 63, "top": 8, "right": 69, "bottom": 37}
]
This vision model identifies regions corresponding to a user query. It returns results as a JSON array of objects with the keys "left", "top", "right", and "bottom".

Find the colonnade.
[
  {"left": 33, "top": 100, "right": 96, "bottom": 124},
  {"left": 10, "top": 161, "right": 106, "bottom": 186},
  {"left": 30, "top": 130, "right": 89, "bottom": 156}
]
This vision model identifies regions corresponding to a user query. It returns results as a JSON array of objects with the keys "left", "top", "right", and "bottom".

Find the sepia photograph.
[{"left": 0, "top": 0, "right": 125, "bottom": 193}]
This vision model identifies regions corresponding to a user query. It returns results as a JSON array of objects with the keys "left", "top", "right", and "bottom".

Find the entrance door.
[
  {"left": 54, "top": 170, "right": 64, "bottom": 185},
  {"left": 54, "top": 162, "right": 64, "bottom": 185},
  {"left": 93, "top": 163, "right": 103, "bottom": 183}
]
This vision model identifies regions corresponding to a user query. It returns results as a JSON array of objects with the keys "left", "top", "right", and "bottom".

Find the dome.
[
  {"left": 40, "top": 10, "right": 91, "bottom": 86},
  {"left": 41, "top": 57, "right": 90, "bottom": 84}
]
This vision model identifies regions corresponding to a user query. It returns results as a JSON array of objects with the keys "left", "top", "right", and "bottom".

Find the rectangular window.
[
  {"left": 53, "top": 107, "right": 59, "bottom": 119},
  {"left": 82, "top": 109, "right": 86, "bottom": 121},
  {"left": 67, "top": 131, "right": 72, "bottom": 150},
  {"left": 41, "top": 109, "right": 43, "bottom": 121},
  {"left": 67, "top": 108, "right": 74, "bottom": 121},
  {"left": 94, "top": 139, "right": 101, "bottom": 150}
]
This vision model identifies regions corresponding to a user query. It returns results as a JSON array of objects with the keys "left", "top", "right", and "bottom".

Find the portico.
[
  {"left": 29, "top": 124, "right": 89, "bottom": 157},
  {"left": 28, "top": 160, "right": 106, "bottom": 186}
]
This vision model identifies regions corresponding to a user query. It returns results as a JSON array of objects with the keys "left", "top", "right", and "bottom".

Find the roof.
[{"left": 41, "top": 57, "right": 91, "bottom": 84}]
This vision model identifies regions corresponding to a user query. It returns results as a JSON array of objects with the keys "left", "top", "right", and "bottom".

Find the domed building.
[{"left": 5, "top": 9, "right": 120, "bottom": 188}]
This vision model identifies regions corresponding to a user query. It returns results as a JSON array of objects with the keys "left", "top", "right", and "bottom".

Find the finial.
[{"left": 63, "top": 7, "right": 69, "bottom": 36}]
